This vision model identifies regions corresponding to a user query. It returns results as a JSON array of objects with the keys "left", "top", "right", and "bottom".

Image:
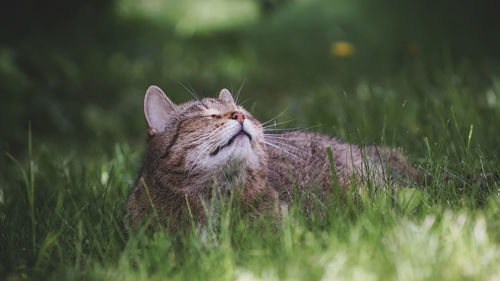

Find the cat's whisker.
[
  {"left": 194, "top": 127, "right": 223, "bottom": 142},
  {"left": 263, "top": 134, "right": 296, "bottom": 140},
  {"left": 262, "top": 120, "right": 293, "bottom": 129},
  {"left": 195, "top": 132, "right": 219, "bottom": 142},
  {"left": 178, "top": 82, "right": 200, "bottom": 101},
  {"left": 264, "top": 134, "right": 318, "bottom": 143},
  {"left": 188, "top": 133, "right": 224, "bottom": 172},
  {"left": 188, "top": 150, "right": 204, "bottom": 173},
  {"left": 264, "top": 124, "right": 322, "bottom": 132},
  {"left": 239, "top": 97, "right": 251, "bottom": 106},
  {"left": 264, "top": 139, "right": 321, "bottom": 161},
  {"left": 264, "top": 136, "right": 306, "bottom": 145},
  {"left": 264, "top": 135, "right": 331, "bottom": 164},
  {"left": 192, "top": 135, "right": 230, "bottom": 169},
  {"left": 263, "top": 140, "right": 304, "bottom": 160},
  {"left": 188, "top": 84, "right": 200, "bottom": 100},
  {"left": 264, "top": 139, "right": 306, "bottom": 155},
  {"left": 264, "top": 128, "right": 303, "bottom": 132},
  {"left": 235, "top": 79, "right": 246, "bottom": 105},
  {"left": 261, "top": 109, "right": 288, "bottom": 126},
  {"left": 196, "top": 132, "right": 214, "bottom": 139},
  {"left": 188, "top": 144, "right": 215, "bottom": 173}
]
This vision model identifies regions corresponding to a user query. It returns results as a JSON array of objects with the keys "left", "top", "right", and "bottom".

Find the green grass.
[{"left": 1, "top": 67, "right": 500, "bottom": 281}]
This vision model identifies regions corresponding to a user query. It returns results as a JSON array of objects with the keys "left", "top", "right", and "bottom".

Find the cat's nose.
[{"left": 230, "top": 111, "right": 245, "bottom": 124}]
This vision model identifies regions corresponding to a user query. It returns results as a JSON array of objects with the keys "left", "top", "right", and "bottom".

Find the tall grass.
[{"left": 1, "top": 69, "right": 499, "bottom": 280}]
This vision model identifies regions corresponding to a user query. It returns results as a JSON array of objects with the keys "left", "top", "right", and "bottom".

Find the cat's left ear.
[
  {"left": 144, "top": 85, "right": 176, "bottom": 135},
  {"left": 219, "top": 88, "right": 235, "bottom": 104}
]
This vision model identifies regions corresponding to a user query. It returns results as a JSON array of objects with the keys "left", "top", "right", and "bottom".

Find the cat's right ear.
[
  {"left": 219, "top": 88, "right": 235, "bottom": 104},
  {"left": 144, "top": 85, "right": 176, "bottom": 135}
]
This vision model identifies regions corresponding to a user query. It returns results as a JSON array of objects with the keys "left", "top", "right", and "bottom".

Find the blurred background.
[{"left": 1, "top": 0, "right": 500, "bottom": 160}]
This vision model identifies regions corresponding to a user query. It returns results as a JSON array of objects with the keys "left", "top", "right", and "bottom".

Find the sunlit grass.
[{"left": 118, "top": 0, "right": 260, "bottom": 36}]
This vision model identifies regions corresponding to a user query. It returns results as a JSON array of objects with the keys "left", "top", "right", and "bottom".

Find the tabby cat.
[{"left": 126, "top": 86, "right": 421, "bottom": 230}]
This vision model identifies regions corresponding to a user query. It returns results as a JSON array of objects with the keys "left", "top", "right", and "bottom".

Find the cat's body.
[
  {"left": 126, "top": 86, "right": 419, "bottom": 230},
  {"left": 266, "top": 131, "right": 417, "bottom": 201}
]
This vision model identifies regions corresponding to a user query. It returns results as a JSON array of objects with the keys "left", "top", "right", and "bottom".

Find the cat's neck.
[{"left": 144, "top": 157, "right": 266, "bottom": 196}]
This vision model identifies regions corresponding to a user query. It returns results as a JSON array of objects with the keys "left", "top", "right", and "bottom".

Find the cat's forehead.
[{"left": 199, "top": 98, "right": 238, "bottom": 112}]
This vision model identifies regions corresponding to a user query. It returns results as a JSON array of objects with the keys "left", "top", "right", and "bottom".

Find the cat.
[{"left": 126, "top": 85, "right": 429, "bottom": 231}]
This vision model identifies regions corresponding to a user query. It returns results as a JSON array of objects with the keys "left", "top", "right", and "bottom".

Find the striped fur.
[{"left": 126, "top": 86, "right": 418, "bottom": 231}]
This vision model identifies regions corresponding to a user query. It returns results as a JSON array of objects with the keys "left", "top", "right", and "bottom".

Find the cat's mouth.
[{"left": 210, "top": 129, "right": 252, "bottom": 156}]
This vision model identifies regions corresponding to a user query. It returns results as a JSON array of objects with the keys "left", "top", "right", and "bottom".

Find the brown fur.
[{"left": 126, "top": 86, "right": 419, "bottom": 231}]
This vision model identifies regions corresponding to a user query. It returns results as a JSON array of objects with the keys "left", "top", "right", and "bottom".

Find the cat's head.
[{"left": 143, "top": 85, "right": 266, "bottom": 177}]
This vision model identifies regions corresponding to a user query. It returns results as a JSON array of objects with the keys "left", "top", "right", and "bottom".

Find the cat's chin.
[
  {"left": 206, "top": 135, "right": 256, "bottom": 167},
  {"left": 218, "top": 135, "right": 252, "bottom": 159},
  {"left": 210, "top": 131, "right": 251, "bottom": 157}
]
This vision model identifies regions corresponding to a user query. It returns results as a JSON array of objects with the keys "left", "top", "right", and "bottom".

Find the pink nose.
[{"left": 230, "top": 111, "right": 245, "bottom": 124}]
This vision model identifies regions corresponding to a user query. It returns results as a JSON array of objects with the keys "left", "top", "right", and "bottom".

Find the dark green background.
[{"left": 2, "top": 0, "right": 500, "bottom": 155}]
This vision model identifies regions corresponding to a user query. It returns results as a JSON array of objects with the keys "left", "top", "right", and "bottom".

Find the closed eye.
[{"left": 202, "top": 108, "right": 223, "bottom": 119}]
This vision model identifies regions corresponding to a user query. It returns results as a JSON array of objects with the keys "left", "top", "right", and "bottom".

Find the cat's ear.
[
  {"left": 219, "top": 88, "right": 235, "bottom": 104},
  {"left": 144, "top": 85, "right": 176, "bottom": 135}
]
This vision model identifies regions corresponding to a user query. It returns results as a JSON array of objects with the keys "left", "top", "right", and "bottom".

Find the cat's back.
[{"left": 265, "top": 130, "right": 414, "bottom": 203}]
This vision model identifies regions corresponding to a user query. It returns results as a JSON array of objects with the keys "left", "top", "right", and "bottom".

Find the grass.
[{"left": 1, "top": 66, "right": 500, "bottom": 281}]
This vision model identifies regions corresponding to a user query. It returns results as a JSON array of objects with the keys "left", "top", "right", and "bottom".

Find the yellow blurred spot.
[{"left": 331, "top": 41, "right": 354, "bottom": 57}]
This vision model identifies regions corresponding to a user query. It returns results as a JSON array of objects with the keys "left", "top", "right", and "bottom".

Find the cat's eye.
[{"left": 210, "top": 114, "right": 222, "bottom": 119}]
